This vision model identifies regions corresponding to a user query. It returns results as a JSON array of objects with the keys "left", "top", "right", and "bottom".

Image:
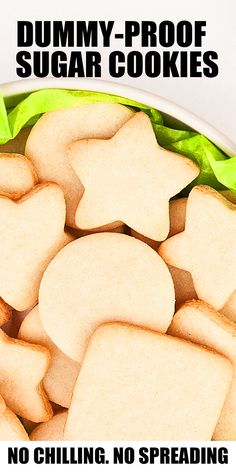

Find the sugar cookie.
[
  {"left": 130, "top": 198, "right": 188, "bottom": 250},
  {"left": 168, "top": 190, "right": 236, "bottom": 239},
  {"left": 130, "top": 236, "right": 196, "bottom": 309},
  {"left": 168, "top": 300, "right": 236, "bottom": 440},
  {"left": 0, "top": 183, "right": 70, "bottom": 310},
  {"left": 39, "top": 233, "right": 175, "bottom": 361},
  {"left": 130, "top": 197, "right": 188, "bottom": 248},
  {"left": 18, "top": 306, "right": 79, "bottom": 408},
  {"left": 130, "top": 198, "right": 187, "bottom": 248},
  {"left": 68, "top": 112, "right": 199, "bottom": 240},
  {"left": 65, "top": 323, "right": 232, "bottom": 440},
  {"left": 0, "top": 328, "right": 52, "bottom": 421},
  {"left": 0, "top": 396, "right": 29, "bottom": 441},
  {"left": 158, "top": 186, "right": 236, "bottom": 309},
  {"left": 25, "top": 103, "right": 134, "bottom": 228},
  {"left": 0, "top": 153, "right": 38, "bottom": 199},
  {"left": 30, "top": 411, "right": 67, "bottom": 441},
  {"left": 166, "top": 191, "right": 236, "bottom": 308}
]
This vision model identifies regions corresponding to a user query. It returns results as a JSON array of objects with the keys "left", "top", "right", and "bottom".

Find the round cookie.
[{"left": 39, "top": 232, "right": 175, "bottom": 361}]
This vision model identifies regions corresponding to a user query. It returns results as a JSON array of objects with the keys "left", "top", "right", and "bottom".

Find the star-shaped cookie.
[
  {"left": 0, "top": 394, "right": 29, "bottom": 440},
  {"left": 159, "top": 185, "right": 236, "bottom": 309},
  {"left": 0, "top": 328, "right": 52, "bottom": 422},
  {"left": 0, "top": 183, "right": 71, "bottom": 310},
  {"left": 67, "top": 112, "right": 199, "bottom": 241},
  {"left": 25, "top": 103, "right": 134, "bottom": 228}
]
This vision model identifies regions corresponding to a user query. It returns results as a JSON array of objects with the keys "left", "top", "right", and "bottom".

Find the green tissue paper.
[{"left": 0, "top": 88, "right": 235, "bottom": 194}]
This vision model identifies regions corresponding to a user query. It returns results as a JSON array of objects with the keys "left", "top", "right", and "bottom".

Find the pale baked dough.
[
  {"left": 69, "top": 112, "right": 199, "bottom": 240},
  {"left": 39, "top": 232, "right": 175, "bottom": 361},
  {"left": 18, "top": 306, "right": 79, "bottom": 408},
  {"left": 30, "top": 411, "right": 67, "bottom": 441},
  {"left": 0, "top": 183, "right": 70, "bottom": 310},
  {"left": 25, "top": 103, "right": 134, "bottom": 227},
  {"left": 168, "top": 300, "right": 236, "bottom": 440},
  {"left": 0, "top": 398, "right": 29, "bottom": 441},
  {"left": 0, "top": 329, "right": 52, "bottom": 422},
  {"left": 0, "top": 153, "right": 38, "bottom": 199},
  {"left": 65, "top": 323, "right": 232, "bottom": 440},
  {"left": 159, "top": 186, "right": 236, "bottom": 309}
]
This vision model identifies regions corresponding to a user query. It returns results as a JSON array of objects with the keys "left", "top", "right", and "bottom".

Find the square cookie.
[{"left": 65, "top": 323, "right": 232, "bottom": 440}]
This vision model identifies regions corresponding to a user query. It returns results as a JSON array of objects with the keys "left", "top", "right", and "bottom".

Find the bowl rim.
[{"left": 0, "top": 78, "right": 235, "bottom": 156}]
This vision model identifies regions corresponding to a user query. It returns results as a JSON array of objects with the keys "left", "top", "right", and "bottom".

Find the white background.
[
  {"left": 0, "top": 0, "right": 235, "bottom": 142},
  {"left": 0, "top": 442, "right": 235, "bottom": 471}
]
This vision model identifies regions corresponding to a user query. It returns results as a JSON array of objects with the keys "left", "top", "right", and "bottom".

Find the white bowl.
[{"left": 1, "top": 78, "right": 236, "bottom": 156}]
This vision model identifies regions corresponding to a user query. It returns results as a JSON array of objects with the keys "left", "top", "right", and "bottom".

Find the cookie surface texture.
[
  {"left": 39, "top": 232, "right": 175, "bottom": 361},
  {"left": 0, "top": 183, "right": 69, "bottom": 310},
  {"left": 18, "top": 306, "right": 79, "bottom": 408},
  {"left": 68, "top": 112, "right": 199, "bottom": 240},
  {"left": 0, "top": 398, "right": 29, "bottom": 441},
  {"left": 65, "top": 323, "right": 232, "bottom": 440},
  {"left": 25, "top": 103, "right": 134, "bottom": 227},
  {"left": 30, "top": 411, "right": 67, "bottom": 441},
  {"left": 158, "top": 186, "right": 236, "bottom": 309},
  {"left": 0, "top": 329, "right": 52, "bottom": 422},
  {"left": 168, "top": 190, "right": 236, "bottom": 239},
  {"left": 168, "top": 300, "right": 236, "bottom": 440},
  {"left": 0, "top": 153, "right": 38, "bottom": 199}
]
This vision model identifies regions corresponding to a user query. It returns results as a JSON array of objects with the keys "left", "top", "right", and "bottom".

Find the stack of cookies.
[{"left": 0, "top": 102, "right": 235, "bottom": 440}]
